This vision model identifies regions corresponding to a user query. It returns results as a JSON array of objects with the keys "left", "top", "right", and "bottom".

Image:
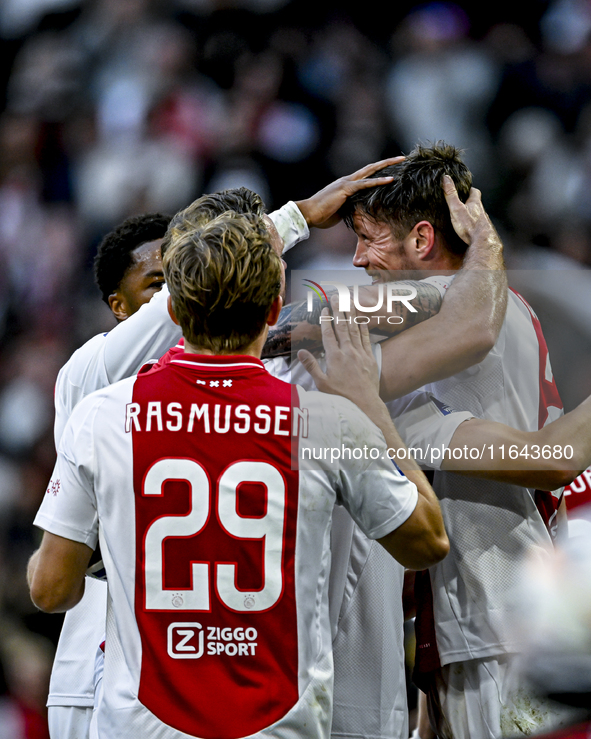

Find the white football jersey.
[
  {"left": 53, "top": 288, "right": 182, "bottom": 447},
  {"left": 47, "top": 202, "right": 308, "bottom": 713},
  {"left": 49, "top": 284, "right": 181, "bottom": 712},
  {"left": 36, "top": 353, "right": 417, "bottom": 739},
  {"left": 388, "top": 288, "right": 564, "bottom": 676}
]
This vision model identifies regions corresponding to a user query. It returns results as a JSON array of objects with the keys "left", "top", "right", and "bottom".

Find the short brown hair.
[
  {"left": 163, "top": 211, "right": 282, "bottom": 353},
  {"left": 342, "top": 141, "right": 473, "bottom": 256},
  {"left": 161, "top": 188, "right": 266, "bottom": 256}
]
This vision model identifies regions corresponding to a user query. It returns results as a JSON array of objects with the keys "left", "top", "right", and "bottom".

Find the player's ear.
[
  {"left": 266, "top": 295, "right": 283, "bottom": 326},
  {"left": 408, "top": 221, "right": 435, "bottom": 260},
  {"left": 167, "top": 295, "right": 180, "bottom": 325},
  {"left": 108, "top": 292, "right": 130, "bottom": 322}
]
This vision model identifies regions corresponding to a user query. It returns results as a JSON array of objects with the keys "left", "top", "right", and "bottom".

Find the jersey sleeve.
[
  {"left": 419, "top": 273, "right": 455, "bottom": 297},
  {"left": 268, "top": 202, "right": 309, "bottom": 253},
  {"left": 300, "top": 391, "right": 418, "bottom": 540},
  {"left": 103, "top": 286, "right": 182, "bottom": 384},
  {"left": 387, "top": 391, "right": 473, "bottom": 470},
  {"left": 54, "top": 288, "right": 181, "bottom": 446},
  {"left": 36, "top": 397, "right": 100, "bottom": 549},
  {"left": 54, "top": 334, "right": 107, "bottom": 447}
]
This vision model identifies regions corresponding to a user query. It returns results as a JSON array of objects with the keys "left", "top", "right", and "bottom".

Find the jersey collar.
[{"left": 169, "top": 353, "right": 266, "bottom": 372}]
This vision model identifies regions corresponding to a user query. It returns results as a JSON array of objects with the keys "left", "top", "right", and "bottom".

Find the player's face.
[
  {"left": 111, "top": 238, "right": 165, "bottom": 321},
  {"left": 351, "top": 211, "right": 416, "bottom": 281}
]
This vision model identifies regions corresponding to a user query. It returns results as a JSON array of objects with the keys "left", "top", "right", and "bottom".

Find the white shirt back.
[{"left": 37, "top": 354, "right": 417, "bottom": 739}]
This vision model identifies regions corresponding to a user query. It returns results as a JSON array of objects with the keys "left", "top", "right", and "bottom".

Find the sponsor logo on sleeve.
[{"left": 46, "top": 479, "right": 61, "bottom": 496}]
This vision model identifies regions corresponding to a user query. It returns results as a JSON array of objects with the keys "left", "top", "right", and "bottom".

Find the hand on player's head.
[
  {"left": 296, "top": 157, "right": 404, "bottom": 230},
  {"left": 441, "top": 175, "right": 498, "bottom": 248}
]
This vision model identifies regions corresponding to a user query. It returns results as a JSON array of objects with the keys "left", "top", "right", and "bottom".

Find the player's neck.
[
  {"left": 431, "top": 246, "right": 463, "bottom": 271},
  {"left": 183, "top": 331, "right": 266, "bottom": 360}
]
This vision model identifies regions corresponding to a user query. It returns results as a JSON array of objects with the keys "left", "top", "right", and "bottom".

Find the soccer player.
[
  {"left": 50, "top": 193, "right": 304, "bottom": 739},
  {"left": 47, "top": 190, "right": 323, "bottom": 739},
  {"left": 274, "top": 149, "right": 591, "bottom": 738},
  {"left": 28, "top": 210, "right": 449, "bottom": 738},
  {"left": 334, "top": 143, "right": 573, "bottom": 739}
]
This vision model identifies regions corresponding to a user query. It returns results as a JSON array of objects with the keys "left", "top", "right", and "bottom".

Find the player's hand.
[
  {"left": 442, "top": 175, "right": 500, "bottom": 248},
  {"left": 295, "top": 157, "right": 404, "bottom": 229},
  {"left": 298, "top": 296, "right": 381, "bottom": 415}
]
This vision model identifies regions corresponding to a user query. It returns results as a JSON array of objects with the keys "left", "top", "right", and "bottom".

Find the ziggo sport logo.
[
  {"left": 303, "top": 280, "right": 418, "bottom": 325},
  {"left": 167, "top": 622, "right": 258, "bottom": 660}
]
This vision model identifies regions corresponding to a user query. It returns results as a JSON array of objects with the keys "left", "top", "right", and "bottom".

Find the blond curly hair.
[{"left": 163, "top": 211, "right": 282, "bottom": 353}]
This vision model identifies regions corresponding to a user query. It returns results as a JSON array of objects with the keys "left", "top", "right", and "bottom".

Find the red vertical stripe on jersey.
[
  {"left": 511, "top": 289, "right": 564, "bottom": 537},
  {"left": 131, "top": 356, "right": 300, "bottom": 738},
  {"left": 509, "top": 289, "right": 563, "bottom": 429},
  {"left": 412, "top": 569, "right": 441, "bottom": 692}
]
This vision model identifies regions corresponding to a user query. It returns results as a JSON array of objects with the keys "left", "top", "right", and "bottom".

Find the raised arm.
[
  {"left": 294, "top": 156, "right": 404, "bottom": 229},
  {"left": 263, "top": 279, "right": 443, "bottom": 358},
  {"left": 264, "top": 177, "right": 506, "bottom": 364},
  {"left": 378, "top": 178, "right": 507, "bottom": 401}
]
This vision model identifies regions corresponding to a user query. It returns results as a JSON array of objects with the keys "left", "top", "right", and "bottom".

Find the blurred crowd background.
[{"left": 2, "top": 0, "right": 591, "bottom": 736}]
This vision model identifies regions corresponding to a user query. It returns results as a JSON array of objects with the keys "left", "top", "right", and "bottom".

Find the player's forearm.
[
  {"left": 26, "top": 548, "right": 40, "bottom": 592},
  {"left": 377, "top": 473, "right": 449, "bottom": 571},
  {"left": 433, "top": 269, "right": 507, "bottom": 362},
  {"left": 29, "top": 552, "right": 86, "bottom": 613},
  {"left": 378, "top": 276, "right": 506, "bottom": 403},
  {"left": 435, "top": 208, "right": 507, "bottom": 354},
  {"left": 534, "top": 396, "right": 591, "bottom": 481},
  {"left": 28, "top": 533, "right": 92, "bottom": 613},
  {"left": 354, "top": 281, "right": 442, "bottom": 334},
  {"left": 441, "top": 415, "right": 588, "bottom": 490},
  {"left": 378, "top": 309, "right": 494, "bottom": 402},
  {"left": 262, "top": 299, "right": 320, "bottom": 358},
  {"left": 262, "top": 282, "right": 442, "bottom": 358},
  {"left": 31, "top": 578, "right": 85, "bottom": 613},
  {"left": 377, "top": 220, "right": 509, "bottom": 402}
]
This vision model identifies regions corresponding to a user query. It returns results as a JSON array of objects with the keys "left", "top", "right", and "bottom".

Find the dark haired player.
[
  {"left": 94, "top": 213, "right": 170, "bottom": 320},
  {"left": 326, "top": 142, "right": 571, "bottom": 738},
  {"left": 54, "top": 213, "right": 172, "bottom": 442}
]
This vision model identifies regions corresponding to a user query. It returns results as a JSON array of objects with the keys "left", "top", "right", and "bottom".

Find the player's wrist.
[{"left": 294, "top": 199, "right": 314, "bottom": 226}]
